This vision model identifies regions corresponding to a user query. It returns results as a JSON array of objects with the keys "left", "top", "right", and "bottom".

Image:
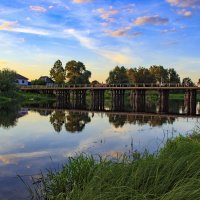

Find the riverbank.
[
  {"left": 0, "top": 92, "right": 55, "bottom": 104},
  {"left": 30, "top": 130, "right": 200, "bottom": 199}
]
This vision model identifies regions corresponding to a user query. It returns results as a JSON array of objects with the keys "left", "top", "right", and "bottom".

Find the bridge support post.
[
  {"left": 91, "top": 90, "right": 104, "bottom": 110},
  {"left": 131, "top": 90, "right": 146, "bottom": 112},
  {"left": 111, "top": 89, "right": 125, "bottom": 111},
  {"left": 70, "top": 90, "right": 86, "bottom": 108},
  {"left": 159, "top": 90, "right": 169, "bottom": 113},
  {"left": 184, "top": 89, "right": 197, "bottom": 115}
]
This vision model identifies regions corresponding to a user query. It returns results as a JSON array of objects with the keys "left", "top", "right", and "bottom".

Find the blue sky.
[{"left": 0, "top": 0, "right": 200, "bottom": 82}]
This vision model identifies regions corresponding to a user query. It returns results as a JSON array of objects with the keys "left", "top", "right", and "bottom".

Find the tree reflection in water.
[
  {"left": 108, "top": 114, "right": 175, "bottom": 128},
  {"left": 50, "top": 111, "right": 65, "bottom": 133},
  {"left": 108, "top": 115, "right": 127, "bottom": 128},
  {"left": 0, "top": 103, "right": 22, "bottom": 129},
  {"left": 49, "top": 110, "right": 91, "bottom": 133},
  {"left": 65, "top": 112, "right": 91, "bottom": 133}
]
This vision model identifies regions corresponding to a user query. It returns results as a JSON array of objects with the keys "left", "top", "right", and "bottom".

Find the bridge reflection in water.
[{"left": 26, "top": 106, "right": 200, "bottom": 135}]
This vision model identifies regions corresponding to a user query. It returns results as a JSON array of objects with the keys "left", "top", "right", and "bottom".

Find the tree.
[
  {"left": 50, "top": 60, "right": 65, "bottom": 84},
  {"left": 127, "top": 68, "right": 137, "bottom": 83},
  {"left": 65, "top": 60, "right": 91, "bottom": 84},
  {"left": 168, "top": 68, "right": 180, "bottom": 84},
  {"left": 182, "top": 77, "right": 194, "bottom": 86},
  {"left": 136, "top": 67, "right": 155, "bottom": 83},
  {"left": 0, "top": 68, "right": 17, "bottom": 96},
  {"left": 91, "top": 80, "right": 100, "bottom": 86},
  {"left": 31, "top": 79, "right": 46, "bottom": 85},
  {"left": 106, "top": 66, "right": 129, "bottom": 84},
  {"left": 149, "top": 65, "right": 168, "bottom": 83},
  {"left": 198, "top": 79, "right": 200, "bottom": 86}
]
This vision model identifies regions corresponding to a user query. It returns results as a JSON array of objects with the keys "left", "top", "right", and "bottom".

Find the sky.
[{"left": 0, "top": 0, "right": 200, "bottom": 82}]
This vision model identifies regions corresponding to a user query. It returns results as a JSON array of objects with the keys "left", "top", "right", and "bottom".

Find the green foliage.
[
  {"left": 50, "top": 60, "right": 65, "bottom": 84},
  {"left": 30, "top": 132, "right": 200, "bottom": 200},
  {"left": 106, "top": 66, "right": 129, "bottom": 84},
  {"left": 107, "top": 65, "right": 181, "bottom": 84},
  {"left": 182, "top": 77, "right": 194, "bottom": 86},
  {"left": 0, "top": 68, "right": 17, "bottom": 96},
  {"left": 149, "top": 65, "right": 169, "bottom": 83},
  {"left": 31, "top": 79, "right": 46, "bottom": 85},
  {"left": 65, "top": 60, "right": 91, "bottom": 84},
  {"left": 168, "top": 68, "right": 180, "bottom": 84}
]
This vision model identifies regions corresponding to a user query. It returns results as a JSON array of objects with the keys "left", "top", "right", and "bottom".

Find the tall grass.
[{"left": 29, "top": 132, "right": 200, "bottom": 200}]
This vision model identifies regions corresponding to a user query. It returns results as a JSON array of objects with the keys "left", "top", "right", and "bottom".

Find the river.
[{"left": 0, "top": 100, "right": 200, "bottom": 199}]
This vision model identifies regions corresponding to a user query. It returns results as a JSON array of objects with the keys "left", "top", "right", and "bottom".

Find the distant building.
[
  {"left": 16, "top": 73, "right": 29, "bottom": 86},
  {"left": 39, "top": 76, "right": 54, "bottom": 85}
]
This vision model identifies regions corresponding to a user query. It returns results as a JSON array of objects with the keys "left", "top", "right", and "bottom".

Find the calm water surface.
[{"left": 0, "top": 100, "right": 200, "bottom": 199}]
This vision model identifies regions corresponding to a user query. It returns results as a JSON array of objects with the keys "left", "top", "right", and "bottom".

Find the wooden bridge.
[{"left": 19, "top": 83, "right": 200, "bottom": 115}]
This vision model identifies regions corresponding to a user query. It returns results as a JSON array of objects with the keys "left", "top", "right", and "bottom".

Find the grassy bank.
[
  {"left": 18, "top": 92, "right": 55, "bottom": 104},
  {"left": 0, "top": 91, "right": 56, "bottom": 104},
  {"left": 30, "top": 130, "right": 200, "bottom": 200}
]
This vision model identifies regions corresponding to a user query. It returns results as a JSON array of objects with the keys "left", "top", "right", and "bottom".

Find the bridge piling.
[
  {"left": 184, "top": 89, "right": 197, "bottom": 115},
  {"left": 131, "top": 90, "right": 146, "bottom": 112},
  {"left": 91, "top": 90, "right": 105, "bottom": 110},
  {"left": 159, "top": 89, "right": 169, "bottom": 113}
]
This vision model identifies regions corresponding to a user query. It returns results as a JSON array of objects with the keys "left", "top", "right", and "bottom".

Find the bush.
[{"left": 0, "top": 68, "right": 18, "bottom": 96}]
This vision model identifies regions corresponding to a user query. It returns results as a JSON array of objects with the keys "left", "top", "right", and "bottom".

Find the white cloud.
[
  {"left": 96, "top": 7, "right": 119, "bottom": 22},
  {"left": 30, "top": 6, "right": 47, "bottom": 12},
  {"left": 134, "top": 16, "right": 169, "bottom": 26},
  {"left": 105, "top": 27, "right": 131, "bottom": 37},
  {"left": 166, "top": 0, "right": 200, "bottom": 8},
  {"left": 72, "top": 0, "right": 94, "bottom": 3},
  {"left": 161, "top": 28, "right": 177, "bottom": 33},
  {"left": 176, "top": 9, "right": 193, "bottom": 16}
]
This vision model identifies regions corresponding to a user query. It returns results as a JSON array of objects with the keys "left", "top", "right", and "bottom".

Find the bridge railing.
[{"left": 19, "top": 82, "right": 199, "bottom": 89}]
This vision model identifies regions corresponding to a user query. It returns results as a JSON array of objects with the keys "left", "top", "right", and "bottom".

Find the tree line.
[{"left": 49, "top": 60, "right": 194, "bottom": 86}]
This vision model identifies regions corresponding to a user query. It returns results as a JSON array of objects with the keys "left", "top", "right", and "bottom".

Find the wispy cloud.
[
  {"left": 63, "top": 28, "right": 139, "bottom": 65},
  {"left": 176, "top": 9, "right": 193, "bottom": 16},
  {"left": 30, "top": 6, "right": 47, "bottom": 12},
  {"left": 166, "top": 0, "right": 200, "bottom": 8},
  {"left": 96, "top": 7, "right": 119, "bottom": 22},
  {"left": 0, "top": 21, "right": 16, "bottom": 30},
  {"left": 99, "top": 50, "right": 132, "bottom": 64},
  {"left": 0, "top": 21, "right": 50, "bottom": 36},
  {"left": 105, "top": 27, "right": 131, "bottom": 37},
  {"left": 64, "top": 28, "right": 96, "bottom": 49},
  {"left": 161, "top": 28, "right": 177, "bottom": 33},
  {"left": 134, "top": 16, "right": 169, "bottom": 26},
  {"left": 72, "top": 0, "right": 95, "bottom": 3}
]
